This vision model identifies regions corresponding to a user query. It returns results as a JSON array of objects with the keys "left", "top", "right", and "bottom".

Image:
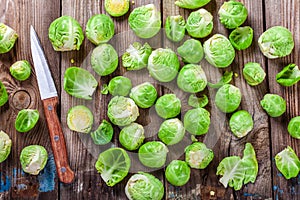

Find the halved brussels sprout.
[
  {"left": 129, "top": 82, "right": 157, "bottom": 109},
  {"left": 106, "top": 76, "right": 132, "bottom": 96},
  {"left": 67, "top": 105, "right": 93, "bottom": 133},
  {"left": 155, "top": 94, "right": 181, "bottom": 119},
  {"left": 119, "top": 123, "right": 145, "bottom": 151},
  {"left": 15, "top": 109, "right": 39, "bottom": 133},
  {"left": 158, "top": 118, "right": 185, "bottom": 145},
  {"left": 105, "top": 0, "right": 130, "bottom": 17},
  {"left": 10, "top": 60, "right": 31, "bottom": 81},
  {"left": 20, "top": 145, "right": 48, "bottom": 175},
  {"left": 165, "top": 15, "right": 186, "bottom": 42},
  {"left": 229, "top": 110, "right": 253, "bottom": 138},
  {"left": 229, "top": 26, "right": 253, "bottom": 50},
  {"left": 276, "top": 64, "right": 300, "bottom": 87},
  {"left": 86, "top": 14, "right": 114, "bottom": 45},
  {"left": 0, "top": 131, "right": 12, "bottom": 163},
  {"left": 186, "top": 9, "right": 213, "bottom": 38},
  {"left": 275, "top": 146, "right": 300, "bottom": 179},
  {"left": 243, "top": 62, "right": 266, "bottom": 86},
  {"left": 184, "top": 108, "right": 210, "bottom": 135},
  {"left": 138, "top": 141, "right": 168, "bottom": 168},
  {"left": 185, "top": 142, "right": 214, "bottom": 169},
  {"left": 260, "top": 94, "right": 286, "bottom": 117},
  {"left": 175, "top": 0, "right": 211, "bottom": 9},
  {"left": 0, "top": 23, "right": 18, "bottom": 54},
  {"left": 207, "top": 71, "right": 233, "bottom": 89},
  {"left": 288, "top": 116, "right": 300, "bottom": 139},
  {"left": 48, "top": 16, "right": 84, "bottom": 51},
  {"left": 177, "top": 39, "right": 204, "bottom": 64},
  {"left": 90, "top": 120, "right": 114, "bottom": 145},
  {"left": 215, "top": 84, "right": 242, "bottom": 113},
  {"left": 188, "top": 94, "right": 209, "bottom": 108},
  {"left": 0, "top": 81, "right": 8, "bottom": 107},
  {"left": 165, "top": 160, "right": 190, "bottom": 186}
]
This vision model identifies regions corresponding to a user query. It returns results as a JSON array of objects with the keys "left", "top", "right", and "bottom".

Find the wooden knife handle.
[{"left": 42, "top": 97, "right": 75, "bottom": 184}]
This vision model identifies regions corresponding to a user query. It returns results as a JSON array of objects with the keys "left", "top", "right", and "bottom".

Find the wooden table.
[{"left": 0, "top": 0, "right": 299, "bottom": 199}]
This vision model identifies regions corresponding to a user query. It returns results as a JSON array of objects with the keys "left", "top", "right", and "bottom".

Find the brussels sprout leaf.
[
  {"left": 276, "top": 64, "right": 300, "bottom": 87},
  {"left": 208, "top": 71, "right": 233, "bottom": 88},
  {"left": 275, "top": 146, "right": 300, "bottom": 179},
  {"left": 0, "top": 81, "right": 8, "bottom": 106},
  {"left": 188, "top": 94, "right": 209, "bottom": 108}
]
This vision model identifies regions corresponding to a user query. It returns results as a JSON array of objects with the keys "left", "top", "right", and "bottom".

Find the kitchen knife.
[{"left": 30, "top": 26, "right": 74, "bottom": 184}]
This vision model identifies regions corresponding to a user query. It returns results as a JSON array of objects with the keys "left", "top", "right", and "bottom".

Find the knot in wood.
[{"left": 12, "top": 90, "right": 31, "bottom": 110}]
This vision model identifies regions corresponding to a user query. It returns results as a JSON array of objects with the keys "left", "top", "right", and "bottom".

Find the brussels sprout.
[
  {"left": 20, "top": 145, "right": 48, "bottom": 175},
  {"left": 122, "top": 42, "right": 152, "bottom": 71},
  {"left": 48, "top": 16, "right": 84, "bottom": 51},
  {"left": 0, "top": 131, "right": 12, "bottom": 163},
  {"left": 158, "top": 118, "right": 185, "bottom": 145},
  {"left": 125, "top": 172, "right": 164, "bottom": 200},
  {"left": 184, "top": 108, "right": 210, "bottom": 135},
  {"left": 138, "top": 141, "right": 168, "bottom": 168},
  {"left": 288, "top": 116, "right": 300, "bottom": 139},
  {"left": 207, "top": 71, "right": 233, "bottom": 89},
  {"left": 106, "top": 76, "right": 132, "bottom": 96},
  {"left": 186, "top": 9, "right": 213, "bottom": 39},
  {"left": 229, "top": 26, "right": 253, "bottom": 50},
  {"left": 67, "top": 105, "right": 93, "bottom": 133},
  {"left": 0, "top": 23, "right": 18, "bottom": 54},
  {"left": 229, "top": 110, "right": 253, "bottom": 138},
  {"left": 119, "top": 123, "right": 145, "bottom": 151},
  {"left": 276, "top": 64, "right": 300, "bottom": 87},
  {"left": 15, "top": 109, "right": 39, "bottom": 133},
  {"left": 243, "top": 62, "right": 266, "bottom": 86},
  {"left": 188, "top": 94, "right": 209, "bottom": 108},
  {"left": 258, "top": 26, "right": 294, "bottom": 59},
  {"left": 105, "top": 0, "right": 130, "bottom": 17},
  {"left": 129, "top": 4, "right": 161, "bottom": 39},
  {"left": 177, "top": 64, "right": 207, "bottom": 93},
  {"left": 177, "top": 39, "right": 204, "bottom": 64},
  {"left": 175, "top": 0, "right": 211, "bottom": 9},
  {"left": 165, "top": 160, "right": 190, "bottom": 186},
  {"left": 63, "top": 67, "right": 98, "bottom": 100},
  {"left": 148, "top": 48, "right": 180, "bottom": 82},
  {"left": 203, "top": 34, "right": 235, "bottom": 68},
  {"left": 95, "top": 147, "right": 130, "bottom": 186},
  {"left": 107, "top": 96, "right": 139, "bottom": 126},
  {"left": 85, "top": 14, "right": 114, "bottom": 45},
  {"left": 275, "top": 146, "right": 300, "bottom": 179},
  {"left": 218, "top": 0, "right": 248, "bottom": 29},
  {"left": 185, "top": 142, "right": 214, "bottom": 169},
  {"left": 0, "top": 81, "right": 8, "bottom": 107},
  {"left": 215, "top": 84, "right": 242, "bottom": 113},
  {"left": 260, "top": 94, "right": 286, "bottom": 117},
  {"left": 10, "top": 60, "right": 31, "bottom": 81},
  {"left": 155, "top": 94, "right": 181, "bottom": 119},
  {"left": 90, "top": 120, "right": 114, "bottom": 145},
  {"left": 91, "top": 43, "right": 118, "bottom": 76},
  {"left": 165, "top": 15, "right": 186, "bottom": 42},
  {"left": 129, "top": 82, "right": 157, "bottom": 109}
]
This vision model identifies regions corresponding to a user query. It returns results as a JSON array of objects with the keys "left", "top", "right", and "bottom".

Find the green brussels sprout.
[
  {"left": 63, "top": 67, "right": 98, "bottom": 100},
  {"left": 0, "top": 23, "right": 18, "bottom": 54},
  {"left": 90, "top": 120, "right": 114, "bottom": 145},
  {"left": 275, "top": 146, "right": 300, "bottom": 179},
  {"left": 207, "top": 71, "right": 233, "bottom": 89},
  {"left": 215, "top": 84, "right": 242, "bottom": 113},
  {"left": 276, "top": 64, "right": 300, "bottom": 87},
  {"left": 177, "top": 64, "right": 207, "bottom": 93},
  {"left": 288, "top": 116, "right": 300, "bottom": 139},
  {"left": 129, "top": 82, "right": 157, "bottom": 109},
  {"left": 165, "top": 15, "right": 186, "bottom": 42},
  {"left": 186, "top": 9, "right": 213, "bottom": 39},
  {"left": 203, "top": 34, "right": 235, "bottom": 68},
  {"left": 243, "top": 62, "right": 266, "bottom": 86},
  {"left": 10, "top": 60, "right": 31, "bottom": 81},
  {"left": 105, "top": 0, "right": 130, "bottom": 17},
  {"left": 125, "top": 172, "right": 164, "bottom": 200},
  {"left": 107, "top": 96, "right": 139, "bottom": 126},
  {"left": 258, "top": 26, "right": 294, "bottom": 59},
  {"left": 188, "top": 94, "right": 209, "bottom": 108},
  {"left": 0, "top": 81, "right": 8, "bottom": 107},
  {"left": 229, "top": 26, "right": 253, "bottom": 50},
  {"left": 229, "top": 110, "right": 254, "bottom": 138},
  {"left": 158, "top": 118, "right": 185, "bottom": 145},
  {"left": 85, "top": 14, "right": 114, "bottom": 45},
  {"left": 177, "top": 39, "right": 204, "bottom": 64},
  {"left": 48, "top": 16, "right": 84, "bottom": 51},
  {"left": 148, "top": 48, "right": 180, "bottom": 82},
  {"left": 129, "top": 4, "right": 161, "bottom": 39},
  {"left": 91, "top": 43, "right": 118, "bottom": 76},
  {"left": 138, "top": 141, "right": 169, "bottom": 168},
  {"left": 184, "top": 108, "right": 210, "bottom": 135},
  {"left": 20, "top": 145, "right": 48, "bottom": 175},
  {"left": 95, "top": 147, "right": 130, "bottom": 186},
  {"left": 119, "top": 123, "right": 145, "bottom": 151},
  {"left": 0, "top": 131, "right": 12, "bottom": 163},
  {"left": 218, "top": 0, "right": 248, "bottom": 29},
  {"left": 260, "top": 94, "right": 286, "bottom": 117},
  {"left": 175, "top": 0, "right": 211, "bottom": 9},
  {"left": 155, "top": 94, "right": 181, "bottom": 119},
  {"left": 165, "top": 160, "right": 190, "bottom": 186},
  {"left": 106, "top": 76, "right": 132, "bottom": 96},
  {"left": 185, "top": 142, "right": 214, "bottom": 169},
  {"left": 67, "top": 105, "right": 93, "bottom": 133},
  {"left": 15, "top": 109, "right": 39, "bottom": 133},
  {"left": 122, "top": 42, "right": 152, "bottom": 71}
]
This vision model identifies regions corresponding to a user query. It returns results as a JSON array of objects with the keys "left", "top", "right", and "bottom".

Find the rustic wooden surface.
[{"left": 0, "top": 0, "right": 299, "bottom": 199}]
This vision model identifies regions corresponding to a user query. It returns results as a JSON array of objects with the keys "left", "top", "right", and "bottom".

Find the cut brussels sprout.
[
  {"left": 119, "top": 123, "right": 145, "bottom": 151},
  {"left": 10, "top": 60, "right": 31, "bottom": 81},
  {"left": 288, "top": 116, "right": 300, "bottom": 139},
  {"left": 138, "top": 141, "right": 168, "bottom": 168},
  {"left": 0, "top": 131, "right": 12, "bottom": 163},
  {"left": 15, "top": 109, "right": 39, "bottom": 133},
  {"left": 186, "top": 9, "right": 213, "bottom": 38},
  {"left": 85, "top": 14, "right": 114, "bottom": 45},
  {"left": 0, "top": 23, "right": 18, "bottom": 54},
  {"left": 260, "top": 94, "right": 286, "bottom": 117},
  {"left": 95, "top": 147, "right": 130, "bottom": 186},
  {"left": 48, "top": 16, "right": 84, "bottom": 51},
  {"left": 229, "top": 110, "right": 253, "bottom": 138},
  {"left": 207, "top": 71, "right": 233, "bottom": 89},
  {"left": 276, "top": 64, "right": 300, "bottom": 87},
  {"left": 229, "top": 26, "right": 253, "bottom": 50},
  {"left": 184, "top": 108, "right": 210, "bottom": 135},
  {"left": 20, "top": 145, "right": 48, "bottom": 175},
  {"left": 129, "top": 4, "right": 161, "bottom": 39},
  {"left": 155, "top": 94, "right": 181, "bottom": 119},
  {"left": 165, "top": 160, "right": 190, "bottom": 186},
  {"left": 63, "top": 67, "right": 98, "bottom": 100},
  {"left": 90, "top": 120, "right": 114, "bottom": 145},
  {"left": 67, "top": 105, "right": 93, "bottom": 133},
  {"left": 243, "top": 62, "right": 266, "bottom": 86},
  {"left": 107, "top": 76, "right": 132, "bottom": 96},
  {"left": 165, "top": 15, "right": 186, "bottom": 42},
  {"left": 215, "top": 84, "right": 242, "bottom": 113},
  {"left": 185, "top": 142, "right": 214, "bottom": 169},
  {"left": 105, "top": 0, "right": 130, "bottom": 17},
  {"left": 129, "top": 82, "right": 157, "bottom": 109},
  {"left": 188, "top": 94, "right": 209, "bottom": 108},
  {"left": 0, "top": 81, "right": 8, "bottom": 107},
  {"left": 158, "top": 118, "right": 185, "bottom": 145},
  {"left": 175, "top": 0, "right": 211, "bottom": 9},
  {"left": 275, "top": 146, "right": 300, "bottom": 179},
  {"left": 177, "top": 39, "right": 204, "bottom": 64}
]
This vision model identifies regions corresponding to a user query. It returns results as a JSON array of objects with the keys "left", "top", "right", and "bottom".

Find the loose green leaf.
[
  {"left": 188, "top": 94, "right": 209, "bottom": 108},
  {"left": 15, "top": 109, "right": 39, "bottom": 133},
  {"left": 175, "top": 0, "right": 211, "bottom": 9},
  {"left": 0, "top": 81, "right": 8, "bottom": 107},
  {"left": 229, "top": 26, "right": 253, "bottom": 50},
  {"left": 90, "top": 120, "right": 114, "bottom": 145},
  {"left": 276, "top": 64, "right": 300, "bottom": 87},
  {"left": 208, "top": 71, "right": 233, "bottom": 89},
  {"left": 275, "top": 146, "right": 300, "bottom": 179}
]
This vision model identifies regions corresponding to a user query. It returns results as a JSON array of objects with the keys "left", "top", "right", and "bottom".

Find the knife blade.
[{"left": 30, "top": 26, "right": 74, "bottom": 184}]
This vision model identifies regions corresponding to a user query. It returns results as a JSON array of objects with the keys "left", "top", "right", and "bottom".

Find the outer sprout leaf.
[
  {"left": 207, "top": 71, "right": 233, "bottom": 88},
  {"left": 241, "top": 143, "right": 258, "bottom": 184},
  {"left": 275, "top": 146, "right": 300, "bottom": 179},
  {"left": 276, "top": 64, "right": 300, "bottom": 87},
  {"left": 188, "top": 94, "right": 209, "bottom": 108},
  {"left": 229, "top": 26, "right": 253, "bottom": 50},
  {"left": 175, "top": 0, "right": 211, "bottom": 9},
  {"left": 15, "top": 109, "right": 39, "bottom": 133},
  {"left": 90, "top": 120, "right": 114, "bottom": 145},
  {"left": 0, "top": 81, "right": 8, "bottom": 107}
]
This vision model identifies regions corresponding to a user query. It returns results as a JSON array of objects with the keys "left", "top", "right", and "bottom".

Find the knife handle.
[{"left": 42, "top": 97, "right": 75, "bottom": 184}]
